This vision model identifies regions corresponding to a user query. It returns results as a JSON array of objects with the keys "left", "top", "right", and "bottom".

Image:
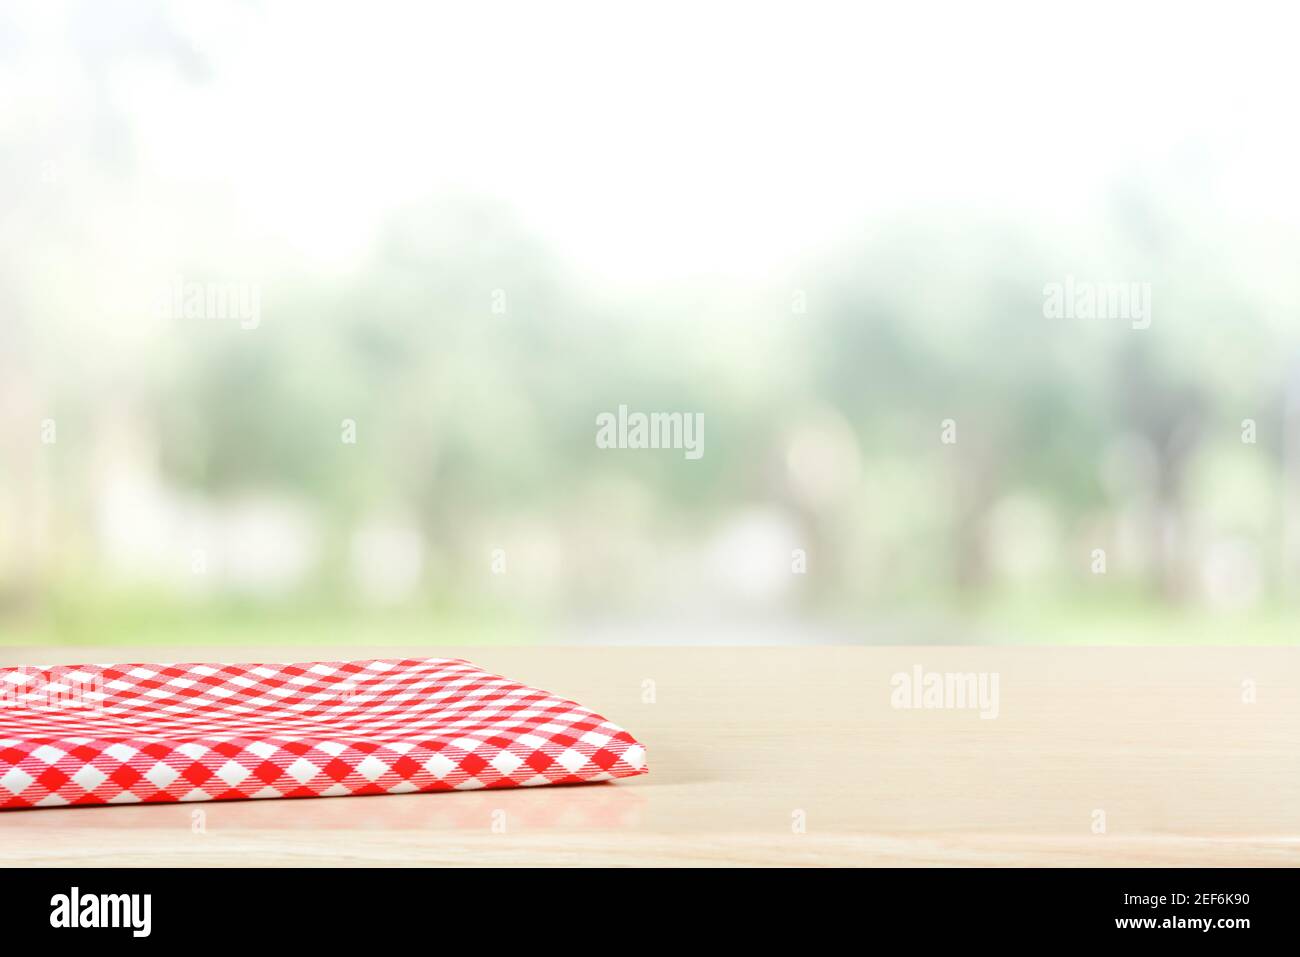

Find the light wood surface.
[{"left": 1, "top": 645, "right": 1297, "bottom": 866}]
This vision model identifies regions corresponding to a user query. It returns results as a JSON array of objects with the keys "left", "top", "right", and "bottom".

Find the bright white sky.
[{"left": 6, "top": 0, "right": 1300, "bottom": 280}]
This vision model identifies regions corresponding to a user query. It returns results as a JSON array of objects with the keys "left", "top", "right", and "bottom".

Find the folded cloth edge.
[{"left": 0, "top": 656, "right": 648, "bottom": 810}]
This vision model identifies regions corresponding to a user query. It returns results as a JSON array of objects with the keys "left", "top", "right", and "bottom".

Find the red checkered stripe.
[{"left": 0, "top": 658, "right": 647, "bottom": 809}]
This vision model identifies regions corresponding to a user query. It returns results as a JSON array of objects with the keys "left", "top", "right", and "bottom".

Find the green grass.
[
  {"left": 0, "top": 589, "right": 548, "bottom": 648},
  {"left": 1, "top": 587, "right": 1294, "bottom": 647},
  {"left": 963, "top": 594, "right": 1299, "bottom": 645}
]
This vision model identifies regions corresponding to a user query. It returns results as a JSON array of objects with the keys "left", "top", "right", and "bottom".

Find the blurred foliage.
[{"left": 1, "top": 3, "right": 1298, "bottom": 646}]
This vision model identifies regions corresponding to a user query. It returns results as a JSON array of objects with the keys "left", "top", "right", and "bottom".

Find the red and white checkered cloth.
[{"left": 0, "top": 657, "right": 647, "bottom": 809}]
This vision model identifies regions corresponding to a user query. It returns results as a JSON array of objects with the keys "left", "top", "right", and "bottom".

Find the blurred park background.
[{"left": 2, "top": 2, "right": 1299, "bottom": 646}]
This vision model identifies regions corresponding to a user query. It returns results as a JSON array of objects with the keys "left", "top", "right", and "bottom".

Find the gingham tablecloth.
[{"left": 0, "top": 657, "right": 647, "bottom": 809}]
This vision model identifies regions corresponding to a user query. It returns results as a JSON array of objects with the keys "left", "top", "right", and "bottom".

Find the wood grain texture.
[{"left": 0, "top": 645, "right": 1297, "bottom": 867}]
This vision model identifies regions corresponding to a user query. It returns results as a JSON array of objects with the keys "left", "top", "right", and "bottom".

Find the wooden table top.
[{"left": 1, "top": 645, "right": 1296, "bottom": 867}]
